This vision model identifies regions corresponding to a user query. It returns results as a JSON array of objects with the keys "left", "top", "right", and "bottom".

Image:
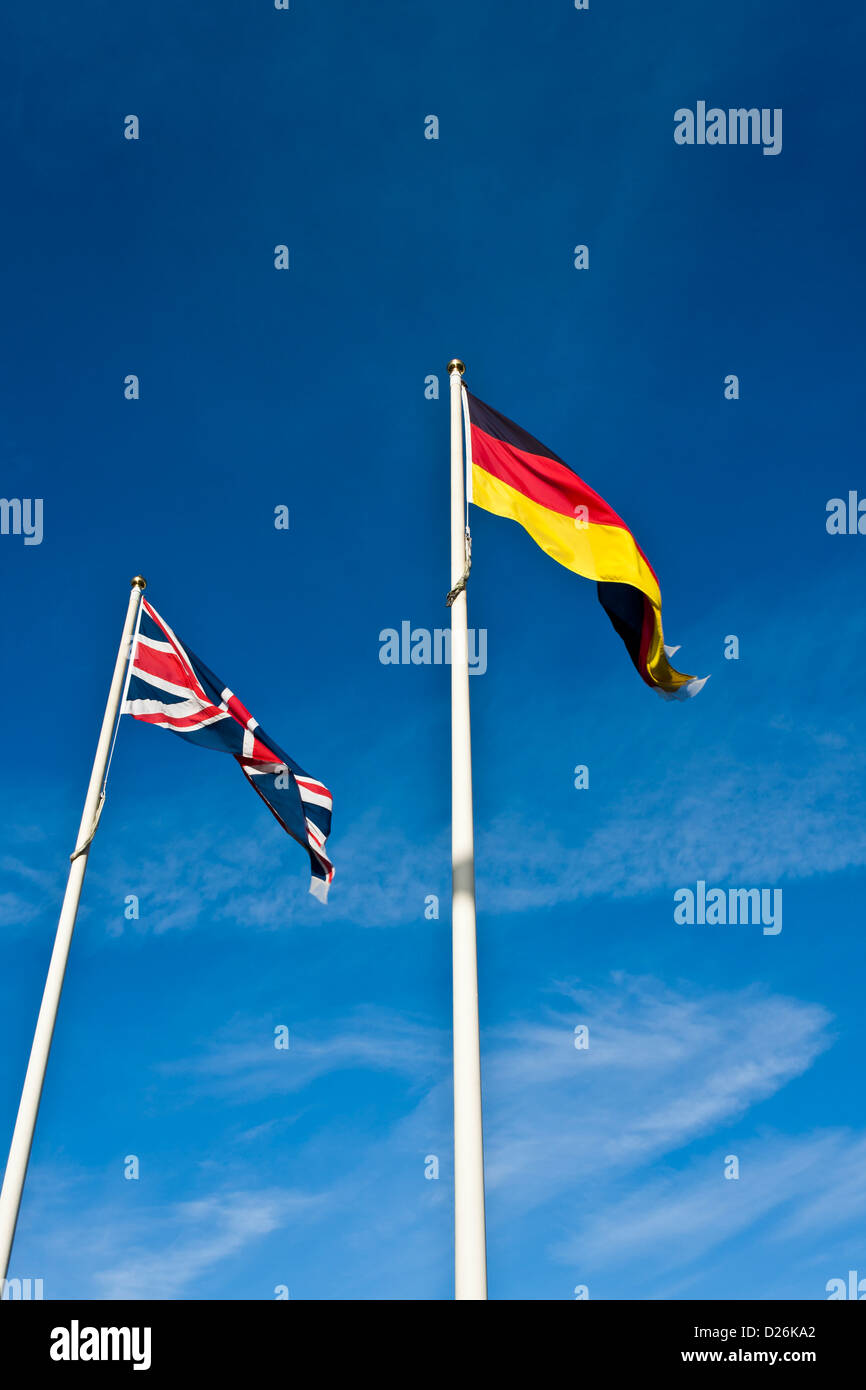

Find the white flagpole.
[
  {"left": 447, "top": 359, "right": 488, "bottom": 1300},
  {"left": 0, "top": 576, "right": 147, "bottom": 1282}
]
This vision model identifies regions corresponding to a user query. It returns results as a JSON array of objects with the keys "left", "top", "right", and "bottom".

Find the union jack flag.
[{"left": 122, "top": 599, "right": 334, "bottom": 900}]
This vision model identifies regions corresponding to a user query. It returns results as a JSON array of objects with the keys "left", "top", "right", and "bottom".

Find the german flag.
[{"left": 464, "top": 390, "right": 707, "bottom": 699}]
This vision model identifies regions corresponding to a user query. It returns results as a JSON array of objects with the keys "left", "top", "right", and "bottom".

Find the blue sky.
[{"left": 2, "top": 0, "right": 865, "bottom": 1299}]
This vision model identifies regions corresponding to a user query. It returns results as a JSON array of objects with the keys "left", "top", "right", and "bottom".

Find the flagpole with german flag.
[
  {"left": 447, "top": 358, "right": 488, "bottom": 1301},
  {"left": 445, "top": 362, "right": 707, "bottom": 1298},
  {"left": 0, "top": 576, "right": 147, "bottom": 1283}
]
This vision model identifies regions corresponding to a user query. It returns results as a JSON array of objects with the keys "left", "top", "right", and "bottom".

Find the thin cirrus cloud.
[
  {"left": 157, "top": 975, "right": 833, "bottom": 1221},
  {"left": 13, "top": 727, "right": 859, "bottom": 941},
  {"left": 11, "top": 975, "right": 840, "bottom": 1298},
  {"left": 155, "top": 1005, "right": 448, "bottom": 1105},
  {"left": 3, "top": 575, "right": 865, "bottom": 937},
  {"left": 552, "top": 1129, "right": 866, "bottom": 1279},
  {"left": 3, "top": 757, "right": 864, "bottom": 941},
  {"left": 92, "top": 1189, "right": 325, "bottom": 1301},
  {"left": 479, "top": 976, "right": 833, "bottom": 1205},
  {"left": 19, "top": 1177, "right": 327, "bottom": 1301}
]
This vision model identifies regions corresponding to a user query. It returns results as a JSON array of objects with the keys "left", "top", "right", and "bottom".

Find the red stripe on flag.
[
  {"left": 226, "top": 693, "right": 254, "bottom": 727},
  {"left": 473, "top": 419, "right": 652, "bottom": 533},
  {"left": 134, "top": 640, "right": 199, "bottom": 693},
  {"left": 141, "top": 601, "right": 209, "bottom": 699},
  {"left": 132, "top": 705, "right": 226, "bottom": 730},
  {"left": 297, "top": 777, "right": 332, "bottom": 799},
  {"left": 249, "top": 735, "right": 278, "bottom": 761}
]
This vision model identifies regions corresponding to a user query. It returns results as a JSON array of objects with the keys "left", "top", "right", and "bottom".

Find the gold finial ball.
[
  {"left": 447, "top": 358, "right": 466, "bottom": 376},
  {"left": 131, "top": 575, "right": 147, "bottom": 590}
]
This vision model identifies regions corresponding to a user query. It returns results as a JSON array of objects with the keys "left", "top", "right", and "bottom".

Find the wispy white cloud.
[
  {"left": 12, "top": 1161, "right": 330, "bottom": 1300},
  {"left": 158, "top": 1005, "right": 448, "bottom": 1103},
  {"left": 73, "top": 718, "right": 866, "bottom": 934},
  {"left": 154, "top": 976, "right": 837, "bottom": 1243},
  {"left": 0, "top": 854, "right": 64, "bottom": 931},
  {"left": 481, "top": 976, "right": 833, "bottom": 1205},
  {"left": 11, "top": 976, "right": 848, "bottom": 1298},
  {"left": 473, "top": 754, "right": 866, "bottom": 913},
  {"left": 0, "top": 890, "right": 43, "bottom": 928},
  {"left": 94, "top": 1188, "right": 324, "bottom": 1299},
  {"left": 553, "top": 1129, "right": 866, "bottom": 1279},
  {"left": 3, "top": 575, "right": 866, "bottom": 943}
]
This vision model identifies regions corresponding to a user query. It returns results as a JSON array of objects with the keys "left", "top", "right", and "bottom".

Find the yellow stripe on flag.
[{"left": 471, "top": 466, "right": 662, "bottom": 608}]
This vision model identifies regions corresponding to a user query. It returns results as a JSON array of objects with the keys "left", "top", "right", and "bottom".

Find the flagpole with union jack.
[
  {"left": 0, "top": 576, "right": 147, "bottom": 1282},
  {"left": 447, "top": 359, "right": 488, "bottom": 1300},
  {"left": 0, "top": 573, "right": 335, "bottom": 1280}
]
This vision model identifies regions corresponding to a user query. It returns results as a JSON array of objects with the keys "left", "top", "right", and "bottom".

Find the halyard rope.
[
  {"left": 446, "top": 527, "right": 472, "bottom": 607},
  {"left": 69, "top": 597, "right": 143, "bottom": 862}
]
